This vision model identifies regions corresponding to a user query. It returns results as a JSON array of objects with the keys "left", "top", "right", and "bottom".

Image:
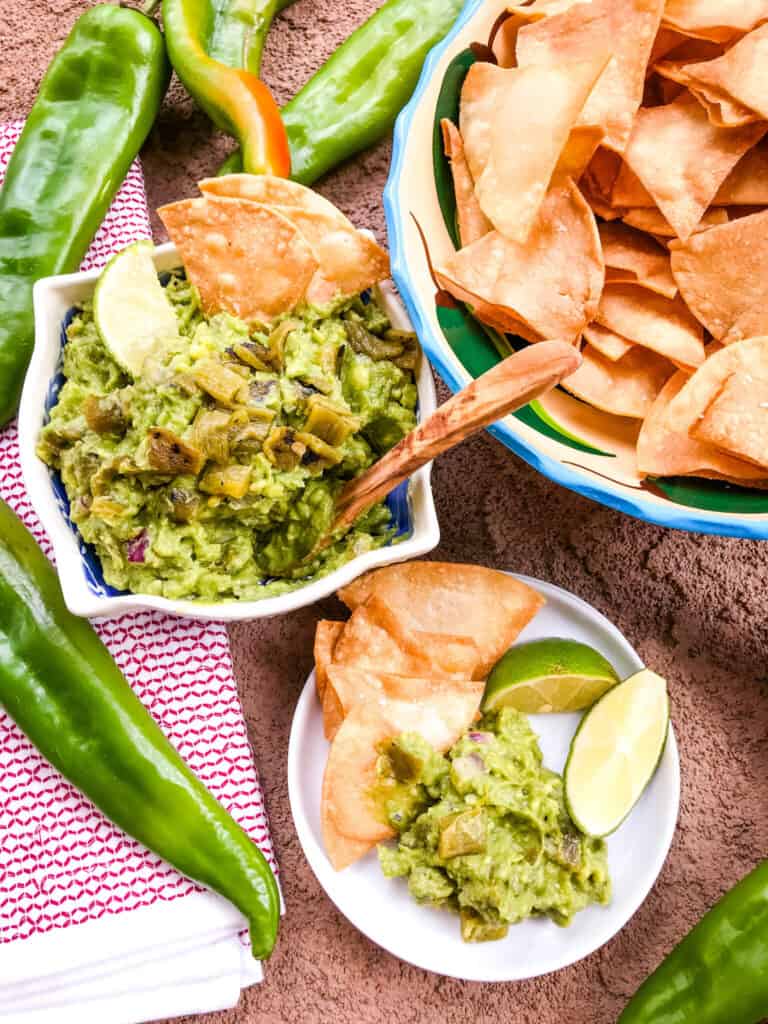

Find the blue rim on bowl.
[{"left": 384, "top": 0, "right": 768, "bottom": 539}]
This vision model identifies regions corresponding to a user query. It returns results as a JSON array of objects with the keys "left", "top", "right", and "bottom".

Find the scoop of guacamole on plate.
[
  {"left": 375, "top": 708, "right": 611, "bottom": 942},
  {"left": 38, "top": 272, "right": 419, "bottom": 602}
]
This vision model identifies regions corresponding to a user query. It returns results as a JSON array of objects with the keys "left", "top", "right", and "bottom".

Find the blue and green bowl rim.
[{"left": 383, "top": 0, "right": 768, "bottom": 539}]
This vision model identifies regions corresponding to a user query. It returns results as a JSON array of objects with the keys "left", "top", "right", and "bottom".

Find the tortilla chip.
[
  {"left": 320, "top": 815, "right": 375, "bottom": 872},
  {"left": 675, "top": 23, "right": 768, "bottom": 122},
  {"left": 555, "top": 125, "right": 606, "bottom": 184},
  {"left": 322, "top": 680, "right": 346, "bottom": 743},
  {"left": 441, "top": 119, "right": 492, "bottom": 247},
  {"left": 157, "top": 196, "right": 318, "bottom": 323},
  {"left": 461, "top": 56, "right": 608, "bottom": 243},
  {"left": 199, "top": 174, "right": 350, "bottom": 223},
  {"left": 714, "top": 142, "right": 768, "bottom": 205},
  {"left": 516, "top": 0, "right": 665, "bottom": 152},
  {"left": 583, "top": 323, "right": 635, "bottom": 361},
  {"left": 322, "top": 692, "right": 484, "bottom": 846},
  {"left": 596, "top": 284, "right": 704, "bottom": 369},
  {"left": 579, "top": 147, "right": 625, "bottom": 218},
  {"left": 621, "top": 205, "right": 728, "bottom": 237},
  {"left": 669, "top": 209, "right": 768, "bottom": 343},
  {"left": 636, "top": 360, "right": 768, "bottom": 479},
  {"left": 331, "top": 603, "right": 435, "bottom": 678},
  {"left": 648, "top": 26, "right": 690, "bottom": 63},
  {"left": 652, "top": 60, "right": 758, "bottom": 128},
  {"left": 617, "top": 95, "right": 766, "bottom": 241},
  {"left": 600, "top": 222, "right": 677, "bottom": 298},
  {"left": 341, "top": 562, "right": 545, "bottom": 680},
  {"left": 314, "top": 620, "right": 344, "bottom": 701},
  {"left": 563, "top": 343, "right": 673, "bottom": 418},
  {"left": 665, "top": 338, "right": 768, "bottom": 439},
  {"left": 507, "top": 0, "right": 582, "bottom": 19},
  {"left": 610, "top": 164, "right": 655, "bottom": 208},
  {"left": 198, "top": 173, "right": 389, "bottom": 304},
  {"left": 435, "top": 181, "right": 604, "bottom": 344},
  {"left": 661, "top": 0, "right": 768, "bottom": 43},
  {"left": 690, "top": 372, "right": 768, "bottom": 469},
  {"left": 323, "top": 665, "right": 484, "bottom": 742}
]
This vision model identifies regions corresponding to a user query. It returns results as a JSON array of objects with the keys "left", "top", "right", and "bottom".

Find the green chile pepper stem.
[
  {"left": 0, "top": 498, "right": 280, "bottom": 958},
  {"left": 0, "top": 4, "right": 170, "bottom": 427},
  {"left": 619, "top": 860, "right": 768, "bottom": 1024},
  {"left": 218, "top": 0, "right": 465, "bottom": 183}
]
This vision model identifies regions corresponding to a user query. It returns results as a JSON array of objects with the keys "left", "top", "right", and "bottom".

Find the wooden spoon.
[{"left": 313, "top": 339, "right": 581, "bottom": 558}]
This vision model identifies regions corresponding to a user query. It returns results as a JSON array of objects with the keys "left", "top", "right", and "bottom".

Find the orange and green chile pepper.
[
  {"left": 0, "top": 498, "right": 280, "bottom": 958},
  {"left": 162, "top": 0, "right": 291, "bottom": 176},
  {"left": 217, "top": 0, "right": 465, "bottom": 183},
  {"left": 619, "top": 860, "right": 768, "bottom": 1024},
  {"left": 0, "top": 4, "right": 170, "bottom": 427}
]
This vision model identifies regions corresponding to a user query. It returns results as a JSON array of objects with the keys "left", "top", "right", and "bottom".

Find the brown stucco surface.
[{"left": 3, "top": 2, "right": 768, "bottom": 1022}]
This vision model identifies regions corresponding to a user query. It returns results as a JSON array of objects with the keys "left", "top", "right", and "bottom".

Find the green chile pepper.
[
  {"left": 0, "top": 4, "right": 170, "bottom": 427},
  {"left": 219, "top": 0, "right": 465, "bottom": 183},
  {"left": 619, "top": 860, "right": 768, "bottom": 1024},
  {"left": 0, "top": 498, "right": 280, "bottom": 958},
  {"left": 206, "top": 0, "right": 296, "bottom": 74}
]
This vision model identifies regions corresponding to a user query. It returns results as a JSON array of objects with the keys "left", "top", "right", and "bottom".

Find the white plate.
[{"left": 288, "top": 575, "right": 680, "bottom": 981}]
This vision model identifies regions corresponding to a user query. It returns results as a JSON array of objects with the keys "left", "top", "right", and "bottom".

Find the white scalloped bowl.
[{"left": 18, "top": 242, "right": 439, "bottom": 622}]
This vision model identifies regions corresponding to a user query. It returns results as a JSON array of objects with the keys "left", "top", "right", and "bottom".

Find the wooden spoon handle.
[{"left": 332, "top": 339, "right": 581, "bottom": 533}]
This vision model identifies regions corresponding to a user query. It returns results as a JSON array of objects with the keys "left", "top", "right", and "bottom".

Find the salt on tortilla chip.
[
  {"left": 199, "top": 173, "right": 390, "bottom": 304},
  {"left": 157, "top": 196, "right": 318, "bottom": 323},
  {"left": 618, "top": 95, "right": 766, "bottom": 241},
  {"left": 676, "top": 22, "right": 768, "bottom": 123},
  {"left": 690, "top": 372, "right": 768, "bottom": 469},
  {"left": 669, "top": 209, "right": 768, "bottom": 343},
  {"left": 435, "top": 181, "right": 604, "bottom": 344},
  {"left": 596, "top": 284, "right": 704, "bottom": 369},
  {"left": 462, "top": 56, "right": 608, "bottom": 243},
  {"left": 636, "top": 360, "right": 768, "bottom": 479},
  {"left": 665, "top": 338, "right": 768, "bottom": 438},
  {"left": 714, "top": 142, "right": 768, "bottom": 205},
  {"left": 314, "top": 620, "right": 344, "bottom": 702},
  {"left": 441, "top": 119, "right": 492, "bottom": 247},
  {"left": 599, "top": 222, "right": 677, "bottom": 298},
  {"left": 340, "top": 562, "right": 545, "bottom": 680},
  {"left": 331, "top": 603, "right": 435, "bottom": 678},
  {"left": 323, "top": 665, "right": 484, "bottom": 742},
  {"left": 622, "top": 205, "right": 728, "bottom": 237},
  {"left": 661, "top": 0, "right": 768, "bottom": 43},
  {"left": 563, "top": 343, "right": 673, "bottom": 418},
  {"left": 516, "top": 0, "right": 665, "bottom": 153},
  {"left": 583, "top": 323, "right": 635, "bottom": 361},
  {"left": 322, "top": 692, "right": 483, "bottom": 847}
]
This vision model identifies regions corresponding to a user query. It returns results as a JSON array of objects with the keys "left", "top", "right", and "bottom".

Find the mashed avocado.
[
  {"left": 38, "top": 273, "right": 419, "bottom": 601},
  {"left": 375, "top": 708, "right": 611, "bottom": 941}
]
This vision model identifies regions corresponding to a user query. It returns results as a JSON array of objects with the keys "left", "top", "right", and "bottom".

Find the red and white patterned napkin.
[{"left": 0, "top": 122, "right": 277, "bottom": 1022}]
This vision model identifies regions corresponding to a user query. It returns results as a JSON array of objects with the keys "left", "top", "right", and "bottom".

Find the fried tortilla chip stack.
[{"left": 437, "top": 0, "right": 768, "bottom": 486}]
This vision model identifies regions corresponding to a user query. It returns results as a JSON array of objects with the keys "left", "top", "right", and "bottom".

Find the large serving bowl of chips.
[
  {"left": 385, "top": 0, "right": 768, "bottom": 538},
  {"left": 19, "top": 242, "right": 439, "bottom": 621}
]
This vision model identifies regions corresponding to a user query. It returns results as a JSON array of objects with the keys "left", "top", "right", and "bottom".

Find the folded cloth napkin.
[{"left": 0, "top": 121, "right": 278, "bottom": 1023}]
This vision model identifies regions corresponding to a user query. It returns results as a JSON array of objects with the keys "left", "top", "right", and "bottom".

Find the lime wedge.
[
  {"left": 94, "top": 240, "right": 179, "bottom": 377},
  {"left": 482, "top": 638, "right": 620, "bottom": 713},
  {"left": 565, "top": 669, "right": 669, "bottom": 837}
]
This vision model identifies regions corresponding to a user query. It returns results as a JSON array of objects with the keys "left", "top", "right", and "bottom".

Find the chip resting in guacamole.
[{"left": 38, "top": 272, "right": 420, "bottom": 601}]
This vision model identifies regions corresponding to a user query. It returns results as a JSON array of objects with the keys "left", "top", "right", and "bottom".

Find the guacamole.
[
  {"left": 38, "top": 272, "right": 419, "bottom": 601},
  {"left": 375, "top": 708, "right": 611, "bottom": 942}
]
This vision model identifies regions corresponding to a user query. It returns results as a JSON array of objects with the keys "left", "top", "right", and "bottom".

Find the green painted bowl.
[{"left": 384, "top": 0, "right": 768, "bottom": 538}]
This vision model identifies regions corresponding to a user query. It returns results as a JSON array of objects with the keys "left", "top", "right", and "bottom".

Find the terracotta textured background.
[{"left": 3, "top": 2, "right": 768, "bottom": 1022}]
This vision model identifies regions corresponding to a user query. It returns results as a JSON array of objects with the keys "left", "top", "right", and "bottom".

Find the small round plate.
[{"left": 288, "top": 575, "right": 680, "bottom": 981}]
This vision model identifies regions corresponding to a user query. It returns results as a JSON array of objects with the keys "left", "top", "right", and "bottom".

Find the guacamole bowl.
[
  {"left": 19, "top": 242, "right": 439, "bottom": 622},
  {"left": 384, "top": 0, "right": 768, "bottom": 539}
]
